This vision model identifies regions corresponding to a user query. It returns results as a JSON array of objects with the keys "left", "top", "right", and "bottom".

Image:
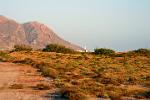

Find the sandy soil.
[{"left": 0, "top": 62, "right": 55, "bottom": 100}]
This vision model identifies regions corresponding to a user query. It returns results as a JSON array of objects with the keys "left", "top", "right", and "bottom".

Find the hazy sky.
[{"left": 0, "top": 0, "right": 150, "bottom": 51}]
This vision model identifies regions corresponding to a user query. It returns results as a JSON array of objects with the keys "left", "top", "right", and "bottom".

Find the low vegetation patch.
[
  {"left": 0, "top": 51, "right": 13, "bottom": 62},
  {"left": 1, "top": 48, "right": 150, "bottom": 99},
  {"left": 13, "top": 44, "right": 32, "bottom": 52},
  {"left": 61, "top": 87, "right": 88, "bottom": 100}
]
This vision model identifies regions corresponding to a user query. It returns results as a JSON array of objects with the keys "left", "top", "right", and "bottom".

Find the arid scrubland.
[{"left": 0, "top": 47, "right": 150, "bottom": 100}]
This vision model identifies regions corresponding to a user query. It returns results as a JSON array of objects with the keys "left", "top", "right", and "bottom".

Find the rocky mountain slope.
[
  {"left": 0, "top": 15, "right": 84, "bottom": 51},
  {"left": 0, "top": 15, "right": 28, "bottom": 50}
]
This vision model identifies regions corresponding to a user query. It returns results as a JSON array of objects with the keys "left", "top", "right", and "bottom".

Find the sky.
[{"left": 0, "top": 0, "right": 150, "bottom": 51}]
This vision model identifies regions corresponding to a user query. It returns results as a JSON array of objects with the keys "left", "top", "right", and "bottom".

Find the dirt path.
[{"left": 0, "top": 62, "right": 56, "bottom": 100}]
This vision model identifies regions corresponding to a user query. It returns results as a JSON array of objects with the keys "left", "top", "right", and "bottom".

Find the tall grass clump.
[{"left": 43, "top": 44, "right": 75, "bottom": 54}]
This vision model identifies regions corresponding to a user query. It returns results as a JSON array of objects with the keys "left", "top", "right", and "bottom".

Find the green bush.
[
  {"left": 94, "top": 48, "right": 115, "bottom": 55},
  {"left": 43, "top": 44, "right": 75, "bottom": 54},
  {"left": 13, "top": 44, "right": 32, "bottom": 52},
  {"left": 131, "top": 48, "right": 150, "bottom": 56}
]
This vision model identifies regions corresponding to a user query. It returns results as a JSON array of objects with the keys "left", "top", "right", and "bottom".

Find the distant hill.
[{"left": 0, "top": 15, "right": 84, "bottom": 51}]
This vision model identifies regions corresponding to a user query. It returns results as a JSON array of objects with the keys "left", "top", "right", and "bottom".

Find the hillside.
[
  {"left": 0, "top": 15, "right": 84, "bottom": 51},
  {"left": 22, "top": 22, "right": 83, "bottom": 50},
  {"left": 0, "top": 15, "right": 28, "bottom": 50}
]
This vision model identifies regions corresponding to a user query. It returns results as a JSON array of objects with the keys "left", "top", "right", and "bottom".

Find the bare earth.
[{"left": 0, "top": 62, "right": 55, "bottom": 100}]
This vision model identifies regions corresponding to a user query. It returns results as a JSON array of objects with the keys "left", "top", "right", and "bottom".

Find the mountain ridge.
[{"left": 0, "top": 16, "right": 84, "bottom": 51}]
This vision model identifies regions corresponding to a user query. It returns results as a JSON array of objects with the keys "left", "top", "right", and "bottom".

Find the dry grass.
[{"left": 2, "top": 51, "right": 150, "bottom": 99}]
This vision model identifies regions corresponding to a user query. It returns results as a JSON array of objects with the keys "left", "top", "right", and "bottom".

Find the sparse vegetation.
[{"left": 1, "top": 48, "right": 150, "bottom": 99}]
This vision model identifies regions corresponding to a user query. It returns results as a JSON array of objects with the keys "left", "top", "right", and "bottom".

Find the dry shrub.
[
  {"left": 108, "top": 91, "right": 122, "bottom": 100},
  {"left": 145, "top": 91, "right": 150, "bottom": 98},
  {"left": 34, "top": 83, "right": 50, "bottom": 90},
  {"left": 0, "top": 51, "right": 13, "bottom": 62},
  {"left": 42, "top": 67, "right": 58, "bottom": 78},
  {"left": 10, "top": 84, "right": 23, "bottom": 89},
  {"left": 61, "top": 87, "right": 88, "bottom": 100},
  {"left": 13, "top": 58, "right": 34, "bottom": 65},
  {"left": 13, "top": 44, "right": 32, "bottom": 52}
]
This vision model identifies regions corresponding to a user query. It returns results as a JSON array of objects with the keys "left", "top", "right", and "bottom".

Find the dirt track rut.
[{"left": 0, "top": 62, "right": 54, "bottom": 100}]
